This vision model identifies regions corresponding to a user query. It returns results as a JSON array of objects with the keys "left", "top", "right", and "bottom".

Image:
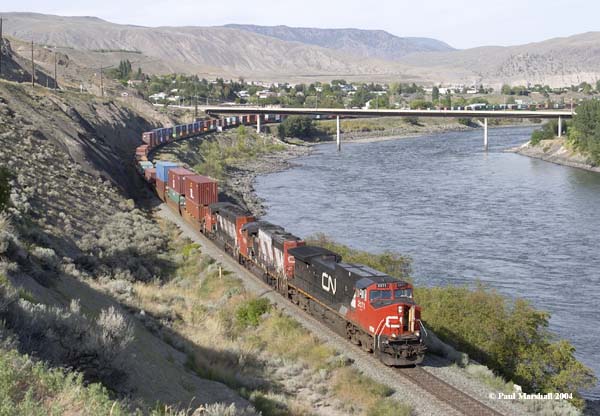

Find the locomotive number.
[{"left": 321, "top": 272, "right": 337, "bottom": 295}]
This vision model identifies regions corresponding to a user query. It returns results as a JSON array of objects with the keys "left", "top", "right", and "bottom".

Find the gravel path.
[{"left": 157, "top": 204, "right": 535, "bottom": 416}]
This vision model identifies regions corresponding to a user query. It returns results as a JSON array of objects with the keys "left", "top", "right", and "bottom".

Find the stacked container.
[
  {"left": 155, "top": 161, "right": 179, "bottom": 201},
  {"left": 144, "top": 168, "right": 156, "bottom": 183},
  {"left": 138, "top": 160, "right": 153, "bottom": 174},
  {"left": 184, "top": 175, "right": 218, "bottom": 221},
  {"left": 167, "top": 167, "right": 195, "bottom": 195},
  {"left": 135, "top": 145, "right": 149, "bottom": 161}
]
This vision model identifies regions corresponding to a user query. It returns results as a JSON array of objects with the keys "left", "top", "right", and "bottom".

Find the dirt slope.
[{"left": 0, "top": 79, "right": 249, "bottom": 410}]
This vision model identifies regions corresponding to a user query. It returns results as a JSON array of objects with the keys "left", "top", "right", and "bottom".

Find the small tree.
[
  {"left": 0, "top": 167, "right": 11, "bottom": 213},
  {"left": 431, "top": 86, "right": 440, "bottom": 103},
  {"left": 278, "top": 116, "right": 316, "bottom": 139}
]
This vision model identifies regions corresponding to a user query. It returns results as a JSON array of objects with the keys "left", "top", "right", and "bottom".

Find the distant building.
[
  {"left": 127, "top": 79, "right": 143, "bottom": 87},
  {"left": 149, "top": 92, "right": 167, "bottom": 101},
  {"left": 236, "top": 90, "right": 250, "bottom": 98},
  {"left": 257, "top": 90, "right": 277, "bottom": 99}
]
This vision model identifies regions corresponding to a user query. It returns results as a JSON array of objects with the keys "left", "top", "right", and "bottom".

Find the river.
[{"left": 254, "top": 126, "right": 600, "bottom": 399}]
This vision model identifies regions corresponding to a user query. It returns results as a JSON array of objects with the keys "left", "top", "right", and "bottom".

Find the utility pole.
[
  {"left": 31, "top": 40, "right": 35, "bottom": 87},
  {"left": 54, "top": 48, "right": 57, "bottom": 90},
  {"left": 100, "top": 66, "right": 104, "bottom": 97},
  {"left": 0, "top": 17, "right": 3, "bottom": 77}
]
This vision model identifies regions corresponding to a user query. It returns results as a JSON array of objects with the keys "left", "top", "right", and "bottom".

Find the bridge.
[{"left": 204, "top": 106, "right": 574, "bottom": 151}]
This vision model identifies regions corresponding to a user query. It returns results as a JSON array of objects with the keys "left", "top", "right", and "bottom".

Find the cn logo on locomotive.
[{"left": 321, "top": 272, "right": 337, "bottom": 295}]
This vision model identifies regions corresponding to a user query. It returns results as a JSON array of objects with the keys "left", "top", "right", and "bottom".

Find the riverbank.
[
  {"left": 225, "top": 142, "right": 312, "bottom": 215},
  {"left": 311, "top": 116, "right": 540, "bottom": 144},
  {"left": 511, "top": 138, "right": 600, "bottom": 173}
]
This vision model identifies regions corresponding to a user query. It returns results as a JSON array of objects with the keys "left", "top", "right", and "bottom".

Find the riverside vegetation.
[
  {"left": 308, "top": 234, "right": 596, "bottom": 410},
  {"left": 529, "top": 100, "right": 600, "bottom": 166}
]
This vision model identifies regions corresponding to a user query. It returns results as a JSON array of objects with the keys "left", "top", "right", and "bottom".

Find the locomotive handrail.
[
  {"left": 418, "top": 319, "right": 428, "bottom": 337},
  {"left": 374, "top": 318, "right": 386, "bottom": 350}
]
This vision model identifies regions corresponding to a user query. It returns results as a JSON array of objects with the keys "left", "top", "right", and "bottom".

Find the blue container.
[{"left": 155, "top": 161, "right": 179, "bottom": 183}]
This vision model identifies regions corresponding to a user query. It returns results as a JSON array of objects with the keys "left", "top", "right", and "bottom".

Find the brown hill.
[
  {"left": 0, "top": 12, "right": 417, "bottom": 81},
  {"left": 2, "top": 12, "right": 600, "bottom": 86},
  {"left": 399, "top": 32, "right": 600, "bottom": 87}
]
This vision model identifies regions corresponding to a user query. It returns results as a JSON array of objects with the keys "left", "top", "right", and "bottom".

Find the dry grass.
[
  {"left": 121, "top": 218, "right": 413, "bottom": 416},
  {"left": 332, "top": 367, "right": 394, "bottom": 411}
]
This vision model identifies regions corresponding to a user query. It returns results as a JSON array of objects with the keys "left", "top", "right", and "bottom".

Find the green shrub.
[
  {"left": 193, "top": 135, "right": 285, "bottom": 180},
  {"left": 235, "top": 297, "right": 271, "bottom": 327},
  {"left": 0, "top": 348, "right": 127, "bottom": 415},
  {"left": 416, "top": 285, "right": 595, "bottom": 408},
  {"left": 457, "top": 118, "right": 472, "bottom": 127},
  {"left": 367, "top": 398, "right": 411, "bottom": 416},
  {"left": 277, "top": 116, "right": 316, "bottom": 139},
  {"left": 568, "top": 100, "right": 600, "bottom": 165},
  {"left": 530, "top": 119, "right": 568, "bottom": 146},
  {"left": 0, "top": 167, "right": 11, "bottom": 213},
  {"left": 307, "top": 233, "right": 411, "bottom": 279}
]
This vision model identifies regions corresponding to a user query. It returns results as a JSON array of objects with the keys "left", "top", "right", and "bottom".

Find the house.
[
  {"left": 127, "top": 79, "right": 143, "bottom": 87},
  {"left": 149, "top": 92, "right": 167, "bottom": 101},
  {"left": 257, "top": 90, "right": 277, "bottom": 99},
  {"left": 236, "top": 90, "right": 250, "bottom": 98}
]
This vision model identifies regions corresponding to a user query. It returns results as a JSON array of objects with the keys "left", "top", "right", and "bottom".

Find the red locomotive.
[{"left": 135, "top": 116, "right": 426, "bottom": 366}]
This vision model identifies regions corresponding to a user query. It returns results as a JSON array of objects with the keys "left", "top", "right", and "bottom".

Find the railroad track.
[
  {"left": 159, "top": 205, "right": 510, "bottom": 416},
  {"left": 397, "top": 366, "right": 504, "bottom": 416}
]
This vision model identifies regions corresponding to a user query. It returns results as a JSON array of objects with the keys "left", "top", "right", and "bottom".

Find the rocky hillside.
[
  {"left": 0, "top": 78, "right": 256, "bottom": 412},
  {"left": 400, "top": 31, "right": 600, "bottom": 86},
  {"left": 224, "top": 24, "right": 454, "bottom": 60}
]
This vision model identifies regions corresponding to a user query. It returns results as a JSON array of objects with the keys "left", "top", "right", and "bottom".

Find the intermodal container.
[
  {"left": 155, "top": 161, "right": 179, "bottom": 183},
  {"left": 144, "top": 168, "right": 156, "bottom": 182},
  {"left": 142, "top": 132, "right": 154, "bottom": 144},
  {"left": 156, "top": 179, "right": 166, "bottom": 201},
  {"left": 136, "top": 145, "right": 149, "bottom": 156},
  {"left": 167, "top": 167, "right": 194, "bottom": 195},
  {"left": 138, "top": 161, "right": 153, "bottom": 173},
  {"left": 184, "top": 175, "right": 218, "bottom": 206},
  {"left": 185, "top": 198, "right": 202, "bottom": 220},
  {"left": 166, "top": 187, "right": 183, "bottom": 204}
]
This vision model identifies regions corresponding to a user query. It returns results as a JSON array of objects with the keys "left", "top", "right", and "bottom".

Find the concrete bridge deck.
[{"left": 205, "top": 106, "right": 574, "bottom": 119}]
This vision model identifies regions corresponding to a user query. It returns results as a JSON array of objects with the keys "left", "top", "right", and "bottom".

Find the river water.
[{"left": 254, "top": 126, "right": 600, "bottom": 399}]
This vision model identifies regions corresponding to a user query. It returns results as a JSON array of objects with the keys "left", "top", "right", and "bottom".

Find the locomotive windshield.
[
  {"left": 369, "top": 290, "right": 392, "bottom": 302},
  {"left": 394, "top": 288, "right": 413, "bottom": 299},
  {"left": 369, "top": 288, "right": 413, "bottom": 304}
]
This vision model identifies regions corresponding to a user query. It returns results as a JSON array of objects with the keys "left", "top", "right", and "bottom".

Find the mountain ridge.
[
  {"left": 223, "top": 24, "right": 454, "bottom": 61},
  {"left": 2, "top": 12, "right": 600, "bottom": 86}
]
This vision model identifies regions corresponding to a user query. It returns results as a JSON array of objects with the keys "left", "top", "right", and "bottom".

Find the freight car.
[{"left": 135, "top": 114, "right": 426, "bottom": 366}]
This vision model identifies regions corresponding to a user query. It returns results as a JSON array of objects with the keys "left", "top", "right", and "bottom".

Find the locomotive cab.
[{"left": 349, "top": 278, "right": 425, "bottom": 365}]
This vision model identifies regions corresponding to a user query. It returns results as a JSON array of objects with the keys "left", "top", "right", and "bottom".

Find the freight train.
[{"left": 135, "top": 115, "right": 426, "bottom": 366}]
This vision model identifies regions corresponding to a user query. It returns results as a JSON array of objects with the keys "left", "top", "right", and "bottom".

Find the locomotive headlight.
[
  {"left": 398, "top": 306, "right": 402, "bottom": 314},
  {"left": 391, "top": 333, "right": 397, "bottom": 338},
  {"left": 415, "top": 331, "right": 420, "bottom": 337}
]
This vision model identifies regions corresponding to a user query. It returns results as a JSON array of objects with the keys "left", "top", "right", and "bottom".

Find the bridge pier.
[
  {"left": 257, "top": 115, "right": 261, "bottom": 133},
  {"left": 336, "top": 115, "right": 341, "bottom": 152},
  {"left": 558, "top": 116, "right": 562, "bottom": 138},
  {"left": 484, "top": 117, "right": 488, "bottom": 151}
]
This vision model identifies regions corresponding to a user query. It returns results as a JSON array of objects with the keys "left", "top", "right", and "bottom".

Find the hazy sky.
[{"left": 2, "top": 0, "right": 597, "bottom": 49}]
